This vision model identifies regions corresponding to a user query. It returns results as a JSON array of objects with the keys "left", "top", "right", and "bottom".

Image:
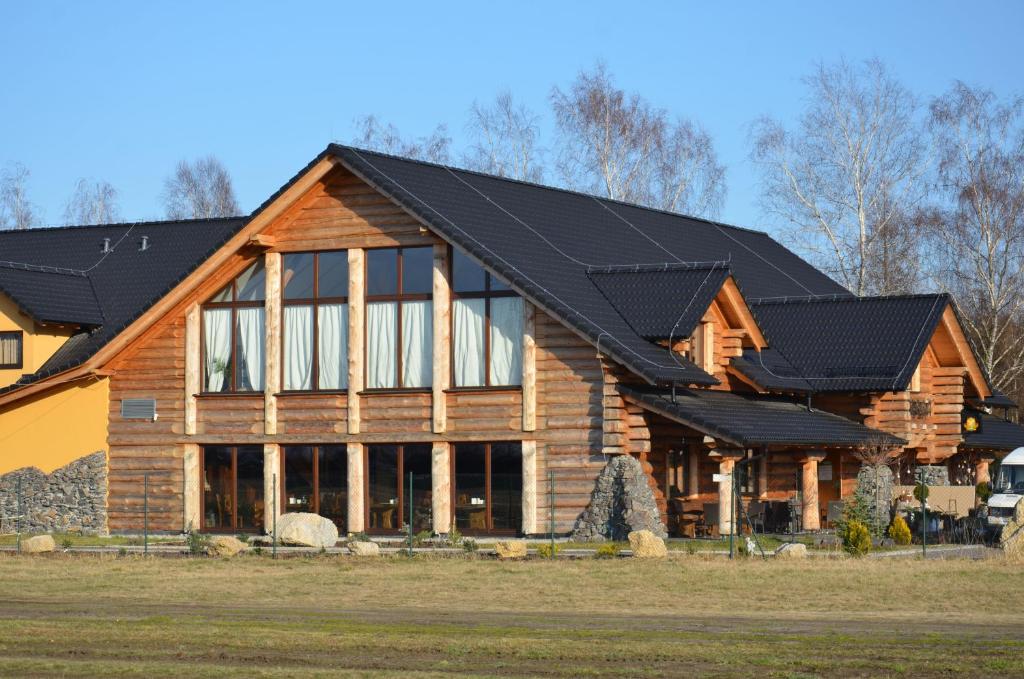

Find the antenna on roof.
[
  {"left": 101, "top": 238, "right": 112, "bottom": 254},
  {"left": 139, "top": 235, "right": 150, "bottom": 252}
]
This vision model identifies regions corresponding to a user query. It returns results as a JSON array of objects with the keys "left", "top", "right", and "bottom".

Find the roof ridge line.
[
  {"left": 750, "top": 292, "right": 946, "bottom": 305},
  {"left": 0, "top": 215, "right": 246, "bottom": 235},
  {"left": 0, "top": 260, "right": 89, "bottom": 277},
  {"left": 328, "top": 143, "right": 774, "bottom": 237},
  {"left": 586, "top": 260, "right": 731, "bottom": 274}
]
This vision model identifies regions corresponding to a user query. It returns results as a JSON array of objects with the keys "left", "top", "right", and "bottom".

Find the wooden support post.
[
  {"left": 801, "top": 453, "right": 826, "bottom": 531},
  {"left": 758, "top": 452, "right": 769, "bottom": 498},
  {"left": 432, "top": 244, "right": 450, "bottom": 434},
  {"left": 182, "top": 443, "right": 200, "bottom": 531},
  {"left": 184, "top": 303, "right": 200, "bottom": 436},
  {"left": 347, "top": 442, "right": 365, "bottom": 534},
  {"left": 264, "top": 252, "right": 281, "bottom": 435},
  {"left": 716, "top": 455, "right": 737, "bottom": 535},
  {"left": 347, "top": 249, "right": 365, "bottom": 434},
  {"left": 521, "top": 440, "right": 537, "bottom": 535},
  {"left": 687, "top": 445, "right": 700, "bottom": 498},
  {"left": 431, "top": 442, "right": 451, "bottom": 533},
  {"left": 263, "top": 443, "right": 280, "bottom": 534},
  {"left": 522, "top": 302, "right": 537, "bottom": 432},
  {"left": 975, "top": 457, "right": 993, "bottom": 486}
]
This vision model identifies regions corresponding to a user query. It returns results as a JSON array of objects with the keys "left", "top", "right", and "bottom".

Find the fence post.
[
  {"left": 143, "top": 472, "right": 149, "bottom": 556},
  {"left": 16, "top": 475, "right": 22, "bottom": 555},
  {"left": 548, "top": 470, "right": 555, "bottom": 558},
  {"left": 272, "top": 472, "right": 278, "bottom": 559},
  {"left": 408, "top": 471, "right": 414, "bottom": 557}
]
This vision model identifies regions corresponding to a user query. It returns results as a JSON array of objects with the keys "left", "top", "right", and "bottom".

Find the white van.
[{"left": 985, "top": 446, "right": 1024, "bottom": 535}]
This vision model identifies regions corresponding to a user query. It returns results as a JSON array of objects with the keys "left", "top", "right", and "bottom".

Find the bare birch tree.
[
  {"left": 750, "top": 59, "right": 926, "bottom": 296},
  {"left": 63, "top": 178, "right": 121, "bottom": 225},
  {"left": 352, "top": 115, "right": 451, "bottom": 164},
  {"left": 550, "top": 63, "right": 725, "bottom": 216},
  {"left": 163, "top": 156, "right": 240, "bottom": 220},
  {"left": 923, "top": 82, "right": 1024, "bottom": 394},
  {"left": 0, "top": 162, "right": 37, "bottom": 230},
  {"left": 463, "top": 92, "right": 544, "bottom": 181}
]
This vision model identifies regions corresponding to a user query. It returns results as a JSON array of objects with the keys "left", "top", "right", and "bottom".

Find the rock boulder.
[
  {"left": 774, "top": 542, "right": 808, "bottom": 559},
  {"left": 22, "top": 535, "right": 56, "bottom": 553},
  {"left": 207, "top": 535, "right": 247, "bottom": 557},
  {"left": 347, "top": 541, "right": 380, "bottom": 556},
  {"left": 1000, "top": 498, "right": 1024, "bottom": 559},
  {"left": 628, "top": 530, "right": 667, "bottom": 558},
  {"left": 494, "top": 540, "right": 527, "bottom": 559},
  {"left": 276, "top": 513, "right": 339, "bottom": 548}
]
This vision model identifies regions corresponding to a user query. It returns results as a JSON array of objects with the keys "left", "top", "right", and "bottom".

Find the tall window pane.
[
  {"left": 203, "top": 308, "right": 232, "bottom": 392},
  {"left": 318, "top": 303, "right": 348, "bottom": 389},
  {"left": 404, "top": 444, "right": 433, "bottom": 533},
  {"left": 283, "top": 251, "right": 349, "bottom": 392},
  {"left": 284, "top": 305, "right": 313, "bottom": 390},
  {"left": 453, "top": 299, "right": 486, "bottom": 387},
  {"left": 491, "top": 443, "right": 522, "bottom": 531},
  {"left": 454, "top": 444, "right": 487, "bottom": 532},
  {"left": 490, "top": 297, "right": 523, "bottom": 386},
  {"left": 368, "top": 445, "right": 399, "bottom": 531},
  {"left": 236, "top": 446, "right": 265, "bottom": 531},
  {"left": 367, "top": 249, "right": 398, "bottom": 295},
  {"left": 284, "top": 446, "right": 315, "bottom": 513},
  {"left": 319, "top": 446, "right": 348, "bottom": 529},
  {"left": 235, "top": 307, "right": 265, "bottom": 391},
  {"left": 453, "top": 442, "right": 522, "bottom": 534},
  {"left": 202, "top": 447, "right": 233, "bottom": 530},
  {"left": 401, "top": 300, "right": 433, "bottom": 388},
  {"left": 283, "top": 253, "right": 315, "bottom": 299},
  {"left": 202, "top": 261, "right": 266, "bottom": 393},
  {"left": 401, "top": 247, "right": 433, "bottom": 294},
  {"left": 318, "top": 251, "right": 349, "bottom": 298},
  {"left": 367, "top": 302, "right": 397, "bottom": 388}
]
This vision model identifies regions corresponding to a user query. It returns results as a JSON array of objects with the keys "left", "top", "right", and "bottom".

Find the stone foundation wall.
[
  {"left": 915, "top": 465, "right": 949, "bottom": 486},
  {"left": 571, "top": 455, "right": 667, "bottom": 541},
  {"left": 0, "top": 451, "right": 107, "bottom": 535}
]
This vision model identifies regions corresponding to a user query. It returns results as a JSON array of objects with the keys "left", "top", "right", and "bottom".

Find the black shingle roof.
[
  {"left": 749, "top": 294, "right": 950, "bottom": 393},
  {"left": 0, "top": 217, "right": 244, "bottom": 391},
  {"left": 620, "top": 385, "right": 904, "bottom": 448},
  {"left": 330, "top": 145, "right": 847, "bottom": 385},
  {"left": 0, "top": 262, "right": 103, "bottom": 325},
  {"left": 587, "top": 263, "right": 730, "bottom": 341},
  {"left": 961, "top": 410, "right": 1024, "bottom": 451},
  {"left": 730, "top": 348, "right": 813, "bottom": 392}
]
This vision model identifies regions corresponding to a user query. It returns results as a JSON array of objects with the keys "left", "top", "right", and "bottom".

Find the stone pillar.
[
  {"left": 521, "top": 440, "right": 538, "bottom": 534},
  {"left": 431, "top": 442, "right": 451, "bottom": 533},
  {"left": 347, "top": 442, "right": 365, "bottom": 534},
  {"left": 264, "top": 252, "right": 281, "bottom": 435},
  {"left": 263, "top": 444, "right": 280, "bottom": 535},
  {"left": 183, "top": 443, "right": 200, "bottom": 532},
  {"left": 717, "top": 456, "right": 737, "bottom": 535},
  {"left": 687, "top": 446, "right": 700, "bottom": 498},
  {"left": 432, "top": 245, "right": 450, "bottom": 434},
  {"left": 347, "top": 249, "right": 365, "bottom": 434},
  {"left": 801, "top": 454, "right": 826, "bottom": 531}
]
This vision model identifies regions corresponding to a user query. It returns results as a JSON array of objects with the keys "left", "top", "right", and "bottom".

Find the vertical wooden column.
[
  {"left": 347, "top": 442, "right": 365, "bottom": 534},
  {"left": 182, "top": 443, "right": 200, "bottom": 531},
  {"left": 347, "top": 249, "right": 365, "bottom": 434},
  {"left": 975, "top": 457, "right": 993, "bottom": 485},
  {"left": 432, "top": 244, "right": 450, "bottom": 434},
  {"left": 521, "top": 440, "right": 538, "bottom": 535},
  {"left": 801, "top": 453, "right": 826, "bottom": 531},
  {"left": 716, "top": 455, "right": 737, "bottom": 535},
  {"left": 687, "top": 445, "right": 700, "bottom": 498},
  {"left": 431, "top": 442, "right": 451, "bottom": 533},
  {"left": 264, "top": 252, "right": 281, "bottom": 435},
  {"left": 263, "top": 443, "right": 280, "bottom": 534},
  {"left": 701, "top": 321, "right": 715, "bottom": 372},
  {"left": 758, "top": 452, "right": 769, "bottom": 498},
  {"left": 522, "top": 302, "right": 537, "bottom": 432},
  {"left": 184, "top": 303, "right": 200, "bottom": 436}
]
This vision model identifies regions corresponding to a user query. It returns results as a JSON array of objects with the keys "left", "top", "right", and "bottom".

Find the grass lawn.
[{"left": 0, "top": 554, "right": 1021, "bottom": 677}]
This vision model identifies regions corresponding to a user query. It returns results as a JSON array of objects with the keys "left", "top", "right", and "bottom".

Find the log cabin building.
[{"left": 1, "top": 144, "right": 1022, "bottom": 537}]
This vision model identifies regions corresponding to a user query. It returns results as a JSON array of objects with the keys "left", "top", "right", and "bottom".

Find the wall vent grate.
[{"left": 121, "top": 398, "right": 158, "bottom": 421}]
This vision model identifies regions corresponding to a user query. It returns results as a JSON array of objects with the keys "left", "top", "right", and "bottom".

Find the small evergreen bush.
[
  {"left": 536, "top": 543, "right": 560, "bottom": 559},
  {"left": 976, "top": 481, "right": 992, "bottom": 504},
  {"left": 841, "top": 519, "right": 872, "bottom": 557},
  {"left": 913, "top": 483, "right": 929, "bottom": 504},
  {"left": 594, "top": 544, "right": 620, "bottom": 559},
  {"left": 888, "top": 515, "right": 912, "bottom": 546}
]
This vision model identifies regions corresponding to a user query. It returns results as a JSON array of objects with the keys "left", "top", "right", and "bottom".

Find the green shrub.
[
  {"left": 413, "top": 530, "right": 433, "bottom": 547},
  {"left": 594, "top": 544, "right": 620, "bottom": 559},
  {"left": 349, "top": 531, "right": 370, "bottom": 543},
  {"left": 462, "top": 538, "right": 478, "bottom": 553},
  {"left": 841, "top": 519, "right": 872, "bottom": 557},
  {"left": 446, "top": 526, "right": 464, "bottom": 548},
  {"left": 913, "top": 483, "right": 929, "bottom": 504},
  {"left": 236, "top": 534, "right": 250, "bottom": 544},
  {"left": 60, "top": 536, "right": 73, "bottom": 550},
  {"left": 976, "top": 481, "right": 993, "bottom": 504},
  {"left": 888, "top": 515, "right": 912, "bottom": 546},
  {"left": 185, "top": 530, "right": 209, "bottom": 556},
  {"left": 536, "top": 543, "right": 560, "bottom": 559}
]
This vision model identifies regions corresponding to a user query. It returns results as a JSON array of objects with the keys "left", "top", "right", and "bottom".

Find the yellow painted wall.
[
  {"left": 0, "top": 377, "right": 109, "bottom": 474},
  {"left": 0, "top": 292, "right": 75, "bottom": 388}
]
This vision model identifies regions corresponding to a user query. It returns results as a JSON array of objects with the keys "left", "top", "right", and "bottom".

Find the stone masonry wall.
[
  {"left": 0, "top": 451, "right": 107, "bottom": 535},
  {"left": 571, "top": 455, "right": 667, "bottom": 541}
]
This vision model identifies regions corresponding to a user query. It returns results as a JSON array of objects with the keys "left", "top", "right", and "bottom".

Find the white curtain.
[
  {"left": 367, "top": 302, "right": 397, "bottom": 388},
  {"left": 453, "top": 298, "right": 485, "bottom": 387},
  {"left": 203, "top": 308, "right": 232, "bottom": 391},
  {"left": 318, "top": 303, "right": 349, "bottom": 390},
  {"left": 237, "top": 307, "right": 265, "bottom": 391},
  {"left": 402, "top": 300, "right": 433, "bottom": 388},
  {"left": 284, "top": 305, "right": 313, "bottom": 391},
  {"left": 490, "top": 297, "right": 523, "bottom": 386}
]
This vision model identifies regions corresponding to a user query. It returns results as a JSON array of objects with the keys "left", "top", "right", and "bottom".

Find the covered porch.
[{"left": 619, "top": 386, "right": 904, "bottom": 537}]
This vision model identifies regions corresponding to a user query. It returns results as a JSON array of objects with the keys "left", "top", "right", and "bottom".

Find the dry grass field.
[{"left": 0, "top": 553, "right": 1021, "bottom": 677}]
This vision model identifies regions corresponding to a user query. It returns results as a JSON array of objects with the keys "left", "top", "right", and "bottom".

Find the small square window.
[{"left": 0, "top": 331, "right": 23, "bottom": 369}]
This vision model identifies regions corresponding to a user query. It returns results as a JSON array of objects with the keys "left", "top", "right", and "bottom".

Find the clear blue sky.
[{"left": 2, "top": 1, "right": 1021, "bottom": 233}]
